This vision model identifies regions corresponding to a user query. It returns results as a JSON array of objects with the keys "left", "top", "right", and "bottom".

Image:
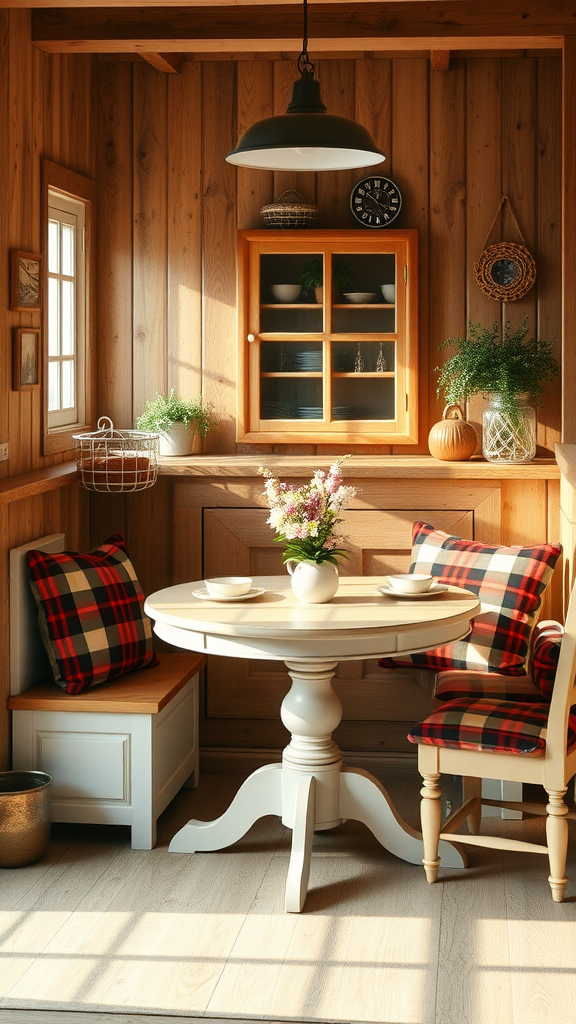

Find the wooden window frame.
[{"left": 41, "top": 160, "right": 96, "bottom": 457}]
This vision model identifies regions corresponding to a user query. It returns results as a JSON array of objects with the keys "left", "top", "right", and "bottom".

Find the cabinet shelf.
[
  {"left": 333, "top": 303, "right": 394, "bottom": 309},
  {"left": 333, "top": 371, "right": 395, "bottom": 379},
  {"left": 261, "top": 372, "right": 323, "bottom": 378},
  {"left": 260, "top": 303, "right": 321, "bottom": 310}
]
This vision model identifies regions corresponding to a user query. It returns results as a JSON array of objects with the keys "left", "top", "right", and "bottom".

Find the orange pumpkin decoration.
[{"left": 428, "top": 404, "right": 477, "bottom": 462}]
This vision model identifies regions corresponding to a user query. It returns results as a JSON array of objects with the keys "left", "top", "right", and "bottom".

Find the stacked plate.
[
  {"left": 261, "top": 402, "right": 294, "bottom": 419},
  {"left": 332, "top": 406, "right": 354, "bottom": 420},
  {"left": 295, "top": 350, "right": 322, "bottom": 371},
  {"left": 297, "top": 406, "right": 323, "bottom": 419}
]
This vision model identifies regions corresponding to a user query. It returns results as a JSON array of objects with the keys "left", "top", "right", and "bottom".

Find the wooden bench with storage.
[{"left": 8, "top": 534, "right": 205, "bottom": 850}]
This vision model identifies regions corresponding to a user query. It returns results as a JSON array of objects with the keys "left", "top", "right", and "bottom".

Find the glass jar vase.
[{"left": 482, "top": 392, "right": 536, "bottom": 464}]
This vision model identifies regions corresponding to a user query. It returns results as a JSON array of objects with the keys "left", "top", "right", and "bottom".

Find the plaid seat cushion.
[
  {"left": 27, "top": 533, "right": 158, "bottom": 694},
  {"left": 529, "top": 621, "right": 563, "bottom": 699},
  {"left": 408, "top": 698, "right": 576, "bottom": 757},
  {"left": 379, "top": 521, "right": 561, "bottom": 675},
  {"left": 434, "top": 669, "right": 547, "bottom": 704}
]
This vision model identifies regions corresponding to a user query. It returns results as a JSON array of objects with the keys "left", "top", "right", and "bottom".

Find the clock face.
[{"left": 350, "top": 176, "right": 402, "bottom": 228}]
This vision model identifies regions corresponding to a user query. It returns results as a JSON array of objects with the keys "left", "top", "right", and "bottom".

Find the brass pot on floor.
[{"left": 0, "top": 770, "right": 52, "bottom": 867}]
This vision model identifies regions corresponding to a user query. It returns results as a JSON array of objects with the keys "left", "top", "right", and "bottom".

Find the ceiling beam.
[
  {"left": 31, "top": 2, "right": 568, "bottom": 54},
  {"left": 2, "top": 0, "right": 479, "bottom": 5}
]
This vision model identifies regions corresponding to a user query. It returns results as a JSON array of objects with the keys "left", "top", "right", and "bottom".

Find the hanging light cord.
[{"left": 297, "top": 0, "right": 315, "bottom": 76}]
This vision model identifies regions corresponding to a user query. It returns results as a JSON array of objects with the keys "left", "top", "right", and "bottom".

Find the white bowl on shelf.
[
  {"left": 385, "top": 573, "right": 434, "bottom": 595},
  {"left": 381, "top": 284, "right": 396, "bottom": 303},
  {"left": 271, "top": 284, "right": 301, "bottom": 302},
  {"left": 343, "top": 292, "right": 378, "bottom": 303},
  {"left": 205, "top": 576, "right": 253, "bottom": 597}
]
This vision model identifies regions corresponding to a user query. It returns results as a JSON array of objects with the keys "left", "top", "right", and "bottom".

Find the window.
[
  {"left": 47, "top": 193, "right": 86, "bottom": 429},
  {"left": 42, "top": 161, "right": 96, "bottom": 456}
]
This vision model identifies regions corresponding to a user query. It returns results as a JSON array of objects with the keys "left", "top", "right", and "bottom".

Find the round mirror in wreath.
[{"left": 474, "top": 242, "right": 536, "bottom": 302}]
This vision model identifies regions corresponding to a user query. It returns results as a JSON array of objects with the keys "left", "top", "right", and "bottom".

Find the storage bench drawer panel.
[{"left": 37, "top": 731, "right": 130, "bottom": 801}]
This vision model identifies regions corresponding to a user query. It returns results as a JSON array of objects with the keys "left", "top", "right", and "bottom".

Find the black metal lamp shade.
[{"left": 226, "top": 71, "right": 385, "bottom": 172}]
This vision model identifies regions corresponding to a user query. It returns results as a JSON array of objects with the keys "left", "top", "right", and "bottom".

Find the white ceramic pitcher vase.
[{"left": 286, "top": 559, "right": 339, "bottom": 604}]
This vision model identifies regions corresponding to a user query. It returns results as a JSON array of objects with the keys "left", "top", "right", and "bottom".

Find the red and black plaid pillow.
[
  {"left": 379, "top": 521, "right": 561, "bottom": 676},
  {"left": 27, "top": 533, "right": 158, "bottom": 694},
  {"left": 529, "top": 621, "right": 563, "bottom": 700}
]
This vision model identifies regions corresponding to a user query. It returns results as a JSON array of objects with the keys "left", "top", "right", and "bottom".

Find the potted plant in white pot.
[
  {"left": 435, "top": 318, "right": 559, "bottom": 464},
  {"left": 136, "top": 390, "right": 212, "bottom": 457}
]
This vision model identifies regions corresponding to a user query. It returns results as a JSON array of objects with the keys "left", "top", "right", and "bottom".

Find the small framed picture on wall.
[
  {"left": 13, "top": 328, "right": 41, "bottom": 391},
  {"left": 10, "top": 249, "right": 42, "bottom": 311}
]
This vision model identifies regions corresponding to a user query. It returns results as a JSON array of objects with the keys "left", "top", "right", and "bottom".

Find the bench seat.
[
  {"left": 9, "top": 652, "right": 206, "bottom": 850},
  {"left": 8, "top": 653, "right": 204, "bottom": 715}
]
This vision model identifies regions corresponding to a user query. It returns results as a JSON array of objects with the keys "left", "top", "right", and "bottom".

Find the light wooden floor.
[{"left": 1, "top": 764, "right": 575, "bottom": 1024}]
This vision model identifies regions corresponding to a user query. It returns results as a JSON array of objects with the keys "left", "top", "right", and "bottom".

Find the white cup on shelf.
[{"left": 381, "top": 284, "right": 396, "bottom": 303}]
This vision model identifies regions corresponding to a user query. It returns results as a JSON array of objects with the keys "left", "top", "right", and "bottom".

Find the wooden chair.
[{"left": 410, "top": 580, "right": 576, "bottom": 902}]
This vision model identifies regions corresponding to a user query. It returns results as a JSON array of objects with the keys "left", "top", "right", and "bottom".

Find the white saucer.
[
  {"left": 377, "top": 583, "right": 448, "bottom": 599},
  {"left": 192, "top": 587, "right": 266, "bottom": 602}
]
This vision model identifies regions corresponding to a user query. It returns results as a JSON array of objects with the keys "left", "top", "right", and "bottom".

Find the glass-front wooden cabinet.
[{"left": 237, "top": 229, "right": 418, "bottom": 444}]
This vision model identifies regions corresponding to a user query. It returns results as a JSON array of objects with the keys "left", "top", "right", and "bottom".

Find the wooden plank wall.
[
  {"left": 0, "top": 11, "right": 96, "bottom": 768},
  {"left": 96, "top": 53, "right": 562, "bottom": 459}
]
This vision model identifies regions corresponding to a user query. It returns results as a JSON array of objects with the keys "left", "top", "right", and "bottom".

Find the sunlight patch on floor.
[{"left": 0, "top": 908, "right": 435, "bottom": 1020}]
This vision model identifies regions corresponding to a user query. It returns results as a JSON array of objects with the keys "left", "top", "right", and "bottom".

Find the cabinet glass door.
[{"left": 330, "top": 251, "right": 398, "bottom": 424}]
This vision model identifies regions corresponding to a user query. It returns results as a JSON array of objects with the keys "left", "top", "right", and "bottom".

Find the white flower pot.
[
  {"left": 286, "top": 559, "right": 339, "bottom": 604},
  {"left": 159, "top": 422, "right": 200, "bottom": 457}
]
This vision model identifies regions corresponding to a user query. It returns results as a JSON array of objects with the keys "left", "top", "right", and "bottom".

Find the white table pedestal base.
[{"left": 169, "top": 656, "right": 465, "bottom": 911}]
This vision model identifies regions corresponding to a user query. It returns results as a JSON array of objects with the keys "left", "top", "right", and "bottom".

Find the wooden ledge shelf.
[
  {"left": 0, "top": 462, "right": 77, "bottom": 506},
  {"left": 158, "top": 455, "right": 560, "bottom": 480}
]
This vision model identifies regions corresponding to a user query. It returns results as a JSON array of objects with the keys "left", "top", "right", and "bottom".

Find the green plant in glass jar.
[{"left": 435, "top": 318, "right": 559, "bottom": 464}]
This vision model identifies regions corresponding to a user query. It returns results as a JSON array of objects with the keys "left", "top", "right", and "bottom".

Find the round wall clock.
[{"left": 349, "top": 176, "right": 402, "bottom": 228}]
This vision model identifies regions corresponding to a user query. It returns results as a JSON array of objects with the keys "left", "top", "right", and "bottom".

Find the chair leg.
[
  {"left": 462, "top": 776, "right": 482, "bottom": 834},
  {"left": 420, "top": 772, "right": 442, "bottom": 883},
  {"left": 545, "top": 788, "right": 569, "bottom": 903}
]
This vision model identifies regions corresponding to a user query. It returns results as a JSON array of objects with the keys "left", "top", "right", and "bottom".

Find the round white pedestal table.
[{"left": 144, "top": 575, "right": 480, "bottom": 912}]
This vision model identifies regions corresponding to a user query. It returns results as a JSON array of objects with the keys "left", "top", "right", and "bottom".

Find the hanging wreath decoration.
[{"left": 474, "top": 196, "right": 536, "bottom": 302}]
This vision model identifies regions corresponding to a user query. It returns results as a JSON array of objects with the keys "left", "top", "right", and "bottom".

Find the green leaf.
[
  {"left": 135, "top": 389, "right": 213, "bottom": 435},
  {"left": 435, "top": 318, "right": 559, "bottom": 414}
]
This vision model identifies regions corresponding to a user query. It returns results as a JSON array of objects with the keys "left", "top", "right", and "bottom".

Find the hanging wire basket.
[{"left": 73, "top": 417, "right": 160, "bottom": 493}]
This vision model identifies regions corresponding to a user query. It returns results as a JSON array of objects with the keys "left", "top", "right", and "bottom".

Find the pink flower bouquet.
[{"left": 260, "top": 459, "right": 357, "bottom": 566}]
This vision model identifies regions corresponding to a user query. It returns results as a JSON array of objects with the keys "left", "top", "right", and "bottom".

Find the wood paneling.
[
  {"left": 167, "top": 61, "right": 203, "bottom": 399},
  {"left": 201, "top": 62, "right": 238, "bottom": 452},
  {"left": 0, "top": 14, "right": 96, "bottom": 768},
  {"left": 133, "top": 62, "right": 168, "bottom": 416},
  {"left": 96, "top": 53, "right": 562, "bottom": 459},
  {"left": 97, "top": 60, "right": 133, "bottom": 428},
  {"left": 562, "top": 38, "right": 576, "bottom": 443}
]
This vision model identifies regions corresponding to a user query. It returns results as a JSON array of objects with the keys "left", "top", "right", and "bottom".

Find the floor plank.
[{"left": 0, "top": 1014, "right": 304, "bottom": 1024}]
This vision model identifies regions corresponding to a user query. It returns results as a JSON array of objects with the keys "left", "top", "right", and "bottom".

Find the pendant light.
[{"left": 226, "top": 0, "right": 385, "bottom": 172}]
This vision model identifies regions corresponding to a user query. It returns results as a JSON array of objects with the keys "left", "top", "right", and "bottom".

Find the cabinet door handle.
[{"left": 247, "top": 333, "right": 255, "bottom": 343}]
